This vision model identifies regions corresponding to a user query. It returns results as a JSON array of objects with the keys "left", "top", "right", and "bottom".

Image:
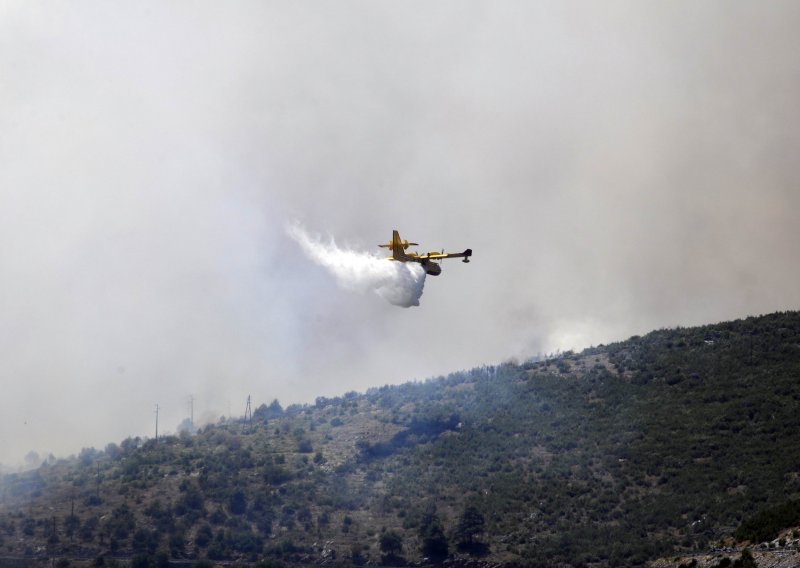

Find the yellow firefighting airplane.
[{"left": 379, "top": 230, "right": 472, "bottom": 276}]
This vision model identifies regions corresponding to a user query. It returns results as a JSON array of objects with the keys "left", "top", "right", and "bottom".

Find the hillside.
[{"left": 2, "top": 311, "right": 800, "bottom": 567}]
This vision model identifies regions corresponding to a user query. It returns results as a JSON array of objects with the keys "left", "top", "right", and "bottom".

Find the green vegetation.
[
  {"left": 734, "top": 499, "right": 800, "bottom": 543},
  {"left": 2, "top": 311, "right": 800, "bottom": 566}
]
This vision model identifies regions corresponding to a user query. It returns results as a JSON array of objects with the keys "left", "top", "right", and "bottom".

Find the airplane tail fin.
[
  {"left": 391, "top": 230, "right": 404, "bottom": 260},
  {"left": 378, "top": 230, "right": 418, "bottom": 260}
]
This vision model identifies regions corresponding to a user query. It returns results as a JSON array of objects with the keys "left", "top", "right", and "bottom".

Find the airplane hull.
[{"left": 422, "top": 260, "right": 442, "bottom": 276}]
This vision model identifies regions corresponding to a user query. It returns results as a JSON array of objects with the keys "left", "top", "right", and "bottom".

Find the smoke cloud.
[
  {"left": 287, "top": 223, "right": 426, "bottom": 308},
  {"left": 2, "top": 1, "right": 800, "bottom": 466}
]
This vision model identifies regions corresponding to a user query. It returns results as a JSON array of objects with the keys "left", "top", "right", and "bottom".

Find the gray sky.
[{"left": 2, "top": 1, "right": 799, "bottom": 466}]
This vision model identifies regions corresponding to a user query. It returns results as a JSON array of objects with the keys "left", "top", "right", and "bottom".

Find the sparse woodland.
[{"left": 2, "top": 311, "right": 800, "bottom": 567}]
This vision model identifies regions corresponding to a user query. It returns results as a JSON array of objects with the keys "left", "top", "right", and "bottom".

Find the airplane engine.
[{"left": 423, "top": 261, "right": 442, "bottom": 276}]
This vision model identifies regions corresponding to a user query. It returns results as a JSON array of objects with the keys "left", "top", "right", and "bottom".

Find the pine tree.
[
  {"left": 419, "top": 509, "right": 448, "bottom": 560},
  {"left": 455, "top": 505, "right": 485, "bottom": 551}
]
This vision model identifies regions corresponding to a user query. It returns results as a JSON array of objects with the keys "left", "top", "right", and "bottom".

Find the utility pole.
[
  {"left": 70, "top": 490, "right": 75, "bottom": 544},
  {"left": 243, "top": 395, "right": 252, "bottom": 433},
  {"left": 154, "top": 404, "right": 159, "bottom": 441},
  {"left": 50, "top": 515, "right": 57, "bottom": 567},
  {"left": 189, "top": 395, "right": 194, "bottom": 430}
]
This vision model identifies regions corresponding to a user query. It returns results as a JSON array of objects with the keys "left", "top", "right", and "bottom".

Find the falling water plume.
[{"left": 287, "top": 223, "right": 426, "bottom": 308}]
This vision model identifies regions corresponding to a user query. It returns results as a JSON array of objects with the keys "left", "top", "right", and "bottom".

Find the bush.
[
  {"left": 228, "top": 490, "right": 247, "bottom": 515},
  {"left": 379, "top": 530, "right": 403, "bottom": 557}
]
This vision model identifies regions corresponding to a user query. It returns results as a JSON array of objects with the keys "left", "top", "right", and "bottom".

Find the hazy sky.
[{"left": 2, "top": 1, "right": 799, "bottom": 466}]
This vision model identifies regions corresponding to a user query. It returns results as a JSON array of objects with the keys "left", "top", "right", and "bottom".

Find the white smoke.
[{"left": 287, "top": 223, "right": 426, "bottom": 308}]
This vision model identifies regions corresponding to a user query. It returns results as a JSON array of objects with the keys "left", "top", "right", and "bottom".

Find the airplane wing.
[{"left": 421, "top": 249, "right": 472, "bottom": 262}]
